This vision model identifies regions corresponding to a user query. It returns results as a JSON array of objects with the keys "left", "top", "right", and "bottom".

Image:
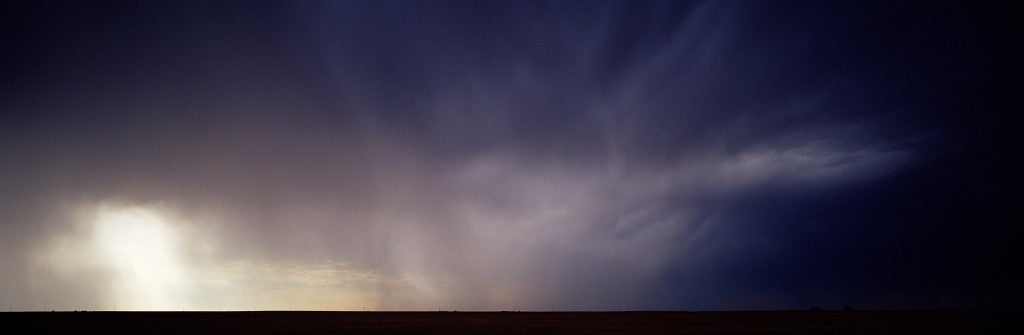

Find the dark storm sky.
[{"left": 1, "top": 1, "right": 1019, "bottom": 311}]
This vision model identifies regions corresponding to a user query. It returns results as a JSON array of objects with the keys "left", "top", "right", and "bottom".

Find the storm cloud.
[{"left": 1, "top": 1, "right": 1019, "bottom": 311}]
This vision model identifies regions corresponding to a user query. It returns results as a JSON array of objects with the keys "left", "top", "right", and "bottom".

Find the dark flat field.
[{"left": 2, "top": 311, "right": 1015, "bottom": 334}]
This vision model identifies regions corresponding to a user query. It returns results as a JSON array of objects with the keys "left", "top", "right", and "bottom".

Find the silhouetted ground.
[{"left": 2, "top": 311, "right": 1015, "bottom": 334}]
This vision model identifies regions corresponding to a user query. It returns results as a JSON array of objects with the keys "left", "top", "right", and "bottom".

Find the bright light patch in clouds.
[
  {"left": 41, "top": 203, "right": 401, "bottom": 311},
  {"left": 90, "top": 206, "right": 189, "bottom": 310},
  {"left": 42, "top": 204, "right": 192, "bottom": 310}
]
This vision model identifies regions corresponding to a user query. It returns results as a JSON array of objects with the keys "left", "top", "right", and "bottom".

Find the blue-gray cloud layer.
[{"left": 1, "top": 1, "right": 1019, "bottom": 310}]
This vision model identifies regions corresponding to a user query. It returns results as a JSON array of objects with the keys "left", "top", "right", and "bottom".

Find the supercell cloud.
[{"left": 1, "top": 1, "right": 1018, "bottom": 311}]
